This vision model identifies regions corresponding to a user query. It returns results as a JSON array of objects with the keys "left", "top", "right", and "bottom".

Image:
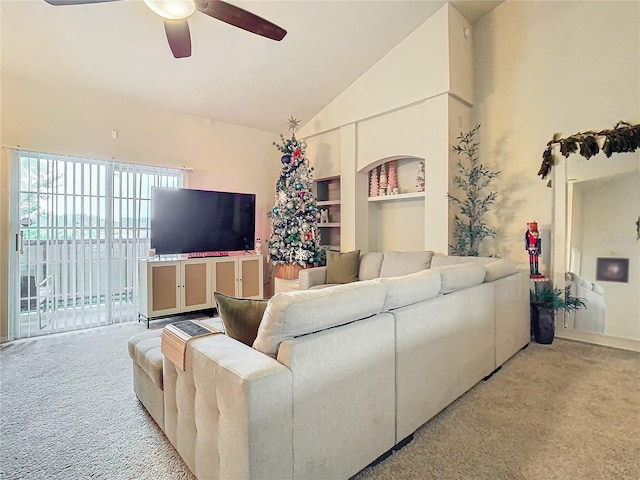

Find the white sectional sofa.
[{"left": 147, "top": 251, "right": 529, "bottom": 480}]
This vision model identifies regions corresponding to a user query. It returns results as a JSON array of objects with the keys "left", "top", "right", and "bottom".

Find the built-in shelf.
[
  {"left": 315, "top": 176, "right": 341, "bottom": 251},
  {"left": 368, "top": 191, "right": 425, "bottom": 202}
]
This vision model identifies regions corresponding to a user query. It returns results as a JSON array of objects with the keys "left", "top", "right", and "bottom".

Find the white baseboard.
[{"left": 555, "top": 328, "right": 640, "bottom": 352}]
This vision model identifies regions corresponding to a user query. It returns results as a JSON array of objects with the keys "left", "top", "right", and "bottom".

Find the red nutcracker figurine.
[{"left": 525, "top": 221, "right": 544, "bottom": 278}]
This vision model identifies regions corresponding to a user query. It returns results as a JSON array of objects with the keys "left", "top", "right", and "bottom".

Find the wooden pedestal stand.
[{"left": 161, "top": 319, "right": 221, "bottom": 371}]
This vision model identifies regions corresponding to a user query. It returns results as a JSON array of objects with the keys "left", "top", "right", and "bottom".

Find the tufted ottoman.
[{"left": 128, "top": 329, "right": 165, "bottom": 430}]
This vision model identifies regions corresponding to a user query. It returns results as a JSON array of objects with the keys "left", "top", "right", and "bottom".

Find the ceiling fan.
[{"left": 43, "top": 0, "right": 287, "bottom": 58}]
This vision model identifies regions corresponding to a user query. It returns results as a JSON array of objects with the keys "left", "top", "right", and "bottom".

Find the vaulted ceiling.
[{"left": 1, "top": 0, "right": 501, "bottom": 133}]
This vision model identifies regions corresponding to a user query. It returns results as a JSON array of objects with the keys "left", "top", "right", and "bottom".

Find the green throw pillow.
[
  {"left": 326, "top": 250, "right": 361, "bottom": 284},
  {"left": 213, "top": 292, "right": 267, "bottom": 347}
]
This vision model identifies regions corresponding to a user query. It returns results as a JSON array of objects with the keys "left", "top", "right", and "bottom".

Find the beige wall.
[
  {"left": 473, "top": 0, "right": 640, "bottom": 267},
  {"left": 474, "top": 0, "right": 639, "bottom": 349},
  {"left": 0, "top": 76, "right": 280, "bottom": 340}
]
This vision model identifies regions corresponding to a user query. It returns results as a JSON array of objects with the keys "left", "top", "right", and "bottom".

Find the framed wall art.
[{"left": 596, "top": 257, "right": 629, "bottom": 283}]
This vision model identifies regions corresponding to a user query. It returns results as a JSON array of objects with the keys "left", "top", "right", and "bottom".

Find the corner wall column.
[{"left": 339, "top": 123, "right": 367, "bottom": 252}]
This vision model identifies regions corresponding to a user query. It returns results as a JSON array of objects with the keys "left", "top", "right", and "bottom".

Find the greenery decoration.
[
  {"left": 268, "top": 117, "right": 322, "bottom": 267},
  {"left": 448, "top": 124, "right": 501, "bottom": 256},
  {"left": 537, "top": 121, "right": 640, "bottom": 179},
  {"left": 530, "top": 286, "right": 586, "bottom": 313}
]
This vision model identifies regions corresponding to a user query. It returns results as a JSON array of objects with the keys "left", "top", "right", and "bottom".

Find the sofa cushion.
[
  {"left": 359, "top": 252, "right": 384, "bottom": 281},
  {"left": 430, "top": 253, "right": 495, "bottom": 268},
  {"left": 483, "top": 259, "right": 518, "bottom": 282},
  {"left": 253, "top": 280, "right": 385, "bottom": 357},
  {"left": 431, "top": 263, "right": 486, "bottom": 294},
  {"left": 214, "top": 292, "right": 267, "bottom": 347},
  {"left": 326, "top": 250, "right": 361, "bottom": 284},
  {"left": 128, "top": 330, "right": 164, "bottom": 390},
  {"left": 377, "top": 269, "right": 442, "bottom": 311},
  {"left": 379, "top": 251, "right": 434, "bottom": 278}
]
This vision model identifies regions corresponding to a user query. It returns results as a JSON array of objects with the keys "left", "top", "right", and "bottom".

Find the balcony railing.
[{"left": 17, "top": 238, "right": 148, "bottom": 337}]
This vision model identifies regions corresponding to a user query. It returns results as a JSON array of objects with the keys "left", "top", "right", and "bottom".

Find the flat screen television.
[{"left": 151, "top": 187, "right": 256, "bottom": 254}]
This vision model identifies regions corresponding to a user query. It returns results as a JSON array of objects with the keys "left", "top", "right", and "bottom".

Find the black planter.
[{"left": 530, "top": 304, "right": 555, "bottom": 344}]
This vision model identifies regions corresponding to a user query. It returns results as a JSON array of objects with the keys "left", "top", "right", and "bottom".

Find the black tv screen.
[{"left": 151, "top": 188, "right": 256, "bottom": 254}]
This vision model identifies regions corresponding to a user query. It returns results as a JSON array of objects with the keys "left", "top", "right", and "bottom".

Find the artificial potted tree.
[
  {"left": 530, "top": 286, "right": 586, "bottom": 344},
  {"left": 448, "top": 124, "right": 501, "bottom": 256}
]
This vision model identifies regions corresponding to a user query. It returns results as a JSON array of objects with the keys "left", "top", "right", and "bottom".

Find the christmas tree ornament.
[{"left": 281, "top": 154, "right": 291, "bottom": 164}]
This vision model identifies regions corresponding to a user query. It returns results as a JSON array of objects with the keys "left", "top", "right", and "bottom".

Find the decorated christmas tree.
[
  {"left": 369, "top": 167, "right": 379, "bottom": 197},
  {"left": 268, "top": 116, "right": 322, "bottom": 278}
]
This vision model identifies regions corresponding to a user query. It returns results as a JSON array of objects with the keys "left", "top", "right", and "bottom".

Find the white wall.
[
  {"left": 569, "top": 185, "right": 584, "bottom": 274},
  {"left": 300, "top": 5, "right": 451, "bottom": 137},
  {"left": 473, "top": 0, "right": 640, "bottom": 267},
  {"left": 357, "top": 104, "right": 425, "bottom": 171},
  {"left": 305, "top": 129, "right": 341, "bottom": 180},
  {"left": 299, "top": 5, "right": 472, "bottom": 255},
  {"left": 0, "top": 76, "right": 281, "bottom": 339}
]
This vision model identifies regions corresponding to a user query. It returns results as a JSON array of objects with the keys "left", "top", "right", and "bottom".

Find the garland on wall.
[{"left": 537, "top": 121, "right": 640, "bottom": 179}]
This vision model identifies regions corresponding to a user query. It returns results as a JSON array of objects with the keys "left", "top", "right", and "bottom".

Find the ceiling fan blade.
[
  {"left": 164, "top": 19, "right": 192, "bottom": 58},
  {"left": 195, "top": 0, "right": 287, "bottom": 41},
  {"left": 43, "top": 0, "right": 121, "bottom": 5}
]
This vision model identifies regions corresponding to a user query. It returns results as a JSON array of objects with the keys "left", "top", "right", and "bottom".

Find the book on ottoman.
[{"left": 161, "top": 319, "right": 222, "bottom": 371}]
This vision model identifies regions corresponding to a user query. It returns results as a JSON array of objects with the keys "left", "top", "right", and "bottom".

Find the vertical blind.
[{"left": 13, "top": 149, "right": 183, "bottom": 339}]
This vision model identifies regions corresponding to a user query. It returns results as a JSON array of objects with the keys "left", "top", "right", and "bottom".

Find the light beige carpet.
[{"left": 1, "top": 321, "right": 638, "bottom": 480}]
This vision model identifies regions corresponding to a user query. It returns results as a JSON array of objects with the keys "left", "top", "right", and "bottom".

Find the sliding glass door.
[{"left": 10, "top": 150, "right": 182, "bottom": 339}]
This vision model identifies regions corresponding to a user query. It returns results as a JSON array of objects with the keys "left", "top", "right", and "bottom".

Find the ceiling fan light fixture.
[{"left": 143, "top": 0, "right": 195, "bottom": 20}]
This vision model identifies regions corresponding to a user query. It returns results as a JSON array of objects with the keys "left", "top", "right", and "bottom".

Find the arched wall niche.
[
  {"left": 361, "top": 155, "right": 426, "bottom": 198},
  {"left": 357, "top": 155, "right": 424, "bottom": 174}
]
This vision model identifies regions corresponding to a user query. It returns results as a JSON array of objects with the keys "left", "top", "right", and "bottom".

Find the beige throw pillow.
[
  {"left": 213, "top": 292, "right": 267, "bottom": 347},
  {"left": 326, "top": 250, "right": 361, "bottom": 284}
]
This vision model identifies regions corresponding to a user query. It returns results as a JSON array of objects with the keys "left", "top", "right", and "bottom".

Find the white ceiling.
[{"left": 1, "top": 0, "right": 501, "bottom": 133}]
